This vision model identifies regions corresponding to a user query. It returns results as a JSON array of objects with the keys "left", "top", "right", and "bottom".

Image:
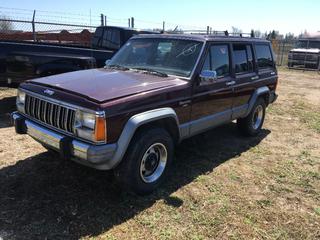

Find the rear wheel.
[
  {"left": 114, "top": 127, "right": 174, "bottom": 195},
  {"left": 237, "top": 98, "right": 266, "bottom": 136}
]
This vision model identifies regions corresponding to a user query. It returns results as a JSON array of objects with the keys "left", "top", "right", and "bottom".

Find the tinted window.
[
  {"left": 255, "top": 44, "right": 273, "bottom": 68},
  {"left": 202, "top": 45, "right": 230, "bottom": 77},
  {"left": 92, "top": 27, "right": 104, "bottom": 47},
  {"left": 233, "top": 44, "right": 254, "bottom": 73},
  {"left": 102, "top": 29, "right": 121, "bottom": 49}
]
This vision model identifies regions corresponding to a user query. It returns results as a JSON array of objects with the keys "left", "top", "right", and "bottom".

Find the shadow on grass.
[
  {"left": 0, "top": 96, "right": 16, "bottom": 128},
  {"left": 0, "top": 123, "right": 270, "bottom": 239}
]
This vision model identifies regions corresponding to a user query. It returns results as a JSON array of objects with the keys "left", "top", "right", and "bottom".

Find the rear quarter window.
[{"left": 254, "top": 44, "right": 274, "bottom": 69}]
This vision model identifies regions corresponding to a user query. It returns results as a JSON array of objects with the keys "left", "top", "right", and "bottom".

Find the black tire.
[
  {"left": 237, "top": 98, "right": 266, "bottom": 136},
  {"left": 114, "top": 127, "right": 174, "bottom": 195}
]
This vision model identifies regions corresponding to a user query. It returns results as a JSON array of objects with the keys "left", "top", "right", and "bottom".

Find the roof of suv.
[{"left": 132, "top": 34, "right": 270, "bottom": 43}]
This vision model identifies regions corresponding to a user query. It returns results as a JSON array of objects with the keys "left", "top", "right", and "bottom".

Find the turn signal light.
[{"left": 94, "top": 116, "right": 106, "bottom": 142}]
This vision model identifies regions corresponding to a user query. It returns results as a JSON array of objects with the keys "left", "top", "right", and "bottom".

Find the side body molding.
[
  {"left": 108, "top": 108, "right": 180, "bottom": 168},
  {"left": 245, "top": 86, "right": 270, "bottom": 117}
]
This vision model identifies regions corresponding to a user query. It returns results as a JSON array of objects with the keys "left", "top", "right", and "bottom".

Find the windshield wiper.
[
  {"left": 105, "top": 64, "right": 130, "bottom": 71},
  {"left": 132, "top": 67, "right": 168, "bottom": 77}
]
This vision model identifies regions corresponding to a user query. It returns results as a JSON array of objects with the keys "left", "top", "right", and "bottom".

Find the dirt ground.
[{"left": 0, "top": 69, "right": 319, "bottom": 240}]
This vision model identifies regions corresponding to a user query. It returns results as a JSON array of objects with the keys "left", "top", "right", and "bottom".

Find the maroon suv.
[{"left": 12, "top": 34, "right": 278, "bottom": 194}]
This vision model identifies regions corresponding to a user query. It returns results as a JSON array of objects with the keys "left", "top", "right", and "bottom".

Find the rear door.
[
  {"left": 190, "top": 43, "right": 234, "bottom": 136},
  {"left": 254, "top": 43, "right": 277, "bottom": 81},
  {"left": 231, "top": 43, "right": 258, "bottom": 119}
]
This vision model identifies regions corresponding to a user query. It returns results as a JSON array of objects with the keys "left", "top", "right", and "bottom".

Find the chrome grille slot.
[{"left": 25, "top": 95, "right": 75, "bottom": 134}]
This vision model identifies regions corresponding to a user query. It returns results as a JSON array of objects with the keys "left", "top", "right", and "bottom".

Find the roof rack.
[{"left": 170, "top": 28, "right": 257, "bottom": 38}]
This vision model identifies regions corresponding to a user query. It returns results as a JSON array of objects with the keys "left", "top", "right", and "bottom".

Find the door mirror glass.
[
  {"left": 105, "top": 59, "right": 111, "bottom": 67},
  {"left": 199, "top": 70, "right": 217, "bottom": 83}
]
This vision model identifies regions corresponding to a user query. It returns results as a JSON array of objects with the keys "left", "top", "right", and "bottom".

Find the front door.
[{"left": 190, "top": 43, "right": 234, "bottom": 136}]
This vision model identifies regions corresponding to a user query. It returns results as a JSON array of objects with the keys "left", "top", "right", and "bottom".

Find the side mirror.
[
  {"left": 105, "top": 59, "right": 111, "bottom": 67},
  {"left": 199, "top": 70, "right": 218, "bottom": 83}
]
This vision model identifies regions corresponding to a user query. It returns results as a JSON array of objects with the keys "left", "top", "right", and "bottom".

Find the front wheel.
[
  {"left": 114, "top": 127, "right": 174, "bottom": 195},
  {"left": 237, "top": 98, "right": 266, "bottom": 136}
]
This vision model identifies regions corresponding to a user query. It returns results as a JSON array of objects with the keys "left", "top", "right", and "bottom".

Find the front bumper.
[{"left": 12, "top": 112, "right": 117, "bottom": 170}]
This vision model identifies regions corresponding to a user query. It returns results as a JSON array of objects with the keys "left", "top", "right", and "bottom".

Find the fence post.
[
  {"left": 162, "top": 21, "right": 165, "bottom": 32},
  {"left": 100, "top": 14, "right": 104, "bottom": 26},
  {"left": 104, "top": 15, "right": 107, "bottom": 26},
  {"left": 32, "top": 10, "right": 36, "bottom": 42},
  {"left": 131, "top": 17, "right": 134, "bottom": 28},
  {"left": 128, "top": 18, "right": 131, "bottom": 28},
  {"left": 206, "top": 26, "right": 209, "bottom": 35},
  {"left": 277, "top": 40, "right": 281, "bottom": 66},
  {"left": 280, "top": 40, "right": 285, "bottom": 66}
]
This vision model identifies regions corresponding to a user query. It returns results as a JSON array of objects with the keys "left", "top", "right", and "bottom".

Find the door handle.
[
  {"left": 226, "top": 81, "right": 236, "bottom": 86},
  {"left": 179, "top": 100, "right": 191, "bottom": 107}
]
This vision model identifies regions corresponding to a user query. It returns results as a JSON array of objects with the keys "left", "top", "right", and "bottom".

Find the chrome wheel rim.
[
  {"left": 140, "top": 143, "right": 167, "bottom": 183},
  {"left": 252, "top": 105, "right": 264, "bottom": 130}
]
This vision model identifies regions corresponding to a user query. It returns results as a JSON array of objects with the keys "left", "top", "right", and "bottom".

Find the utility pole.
[
  {"left": 162, "top": 21, "right": 165, "bottom": 32},
  {"left": 128, "top": 18, "right": 131, "bottom": 28},
  {"left": 131, "top": 17, "right": 134, "bottom": 28},
  {"left": 104, "top": 15, "right": 107, "bottom": 26}
]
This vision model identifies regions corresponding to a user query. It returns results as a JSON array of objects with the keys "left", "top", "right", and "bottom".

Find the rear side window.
[
  {"left": 102, "top": 29, "right": 121, "bottom": 50},
  {"left": 202, "top": 45, "right": 230, "bottom": 77},
  {"left": 233, "top": 44, "right": 254, "bottom": 73},
  {"left": 255, "top": 44, "right": 274, "bottom": 68}
]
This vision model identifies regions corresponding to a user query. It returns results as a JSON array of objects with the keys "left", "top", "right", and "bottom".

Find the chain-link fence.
[
  {"left": 1, "top": 7, "right": 319, "bottom": 72},
  {"left": 0, "top": 18, "right": 98, "bottom": 46},
  {"left": 272, "top": 39, "right": 296, "bottom": 66}
]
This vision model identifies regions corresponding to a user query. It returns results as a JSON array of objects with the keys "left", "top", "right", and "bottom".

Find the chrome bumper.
[{"left": 12, "top": 112, "right": 117, "bottom": 170}]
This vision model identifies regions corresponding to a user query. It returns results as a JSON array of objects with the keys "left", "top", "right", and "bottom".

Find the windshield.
[
  {"left": 107, "top": 38, "right": 203, "bottom": 77},
  {"left": 295, "top": 40, "right": 320, "bottom": 49}
]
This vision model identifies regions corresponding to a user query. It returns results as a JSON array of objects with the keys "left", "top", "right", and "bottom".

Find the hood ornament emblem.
[{"left": 44, "top": 89, "right": 55, "bottom": 96}]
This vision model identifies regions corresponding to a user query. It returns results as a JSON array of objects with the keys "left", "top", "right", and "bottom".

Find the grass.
[
  {"left": 0, "top": 70, "right": 319, "bottom": 240},
  {"left": 292, "top": 100, "right": 320, "bottom": 133}
]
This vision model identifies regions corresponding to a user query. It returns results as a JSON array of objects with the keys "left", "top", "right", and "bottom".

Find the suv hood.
[
  {"left": 30, "top": 68, "right": 187, "bottom": 103},
  {"left": 290, "top": 48, "right": 320, "bottom": 54}
]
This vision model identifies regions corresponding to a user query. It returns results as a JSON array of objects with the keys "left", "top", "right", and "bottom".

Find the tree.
[
  {"left": 267, "top": 30, "right": 280, "bottom": 40},
  {"left": 231, "top": 26, "right": 242, "bottom": 35},
  {"left": 285, "top": 32, "right": 295, "bottom": 40},
  {"left": 250, "top": 29, "right": 262, "bottom": 38},
  {"left": 0, "top": 16, "right": 13, "bottom": 32}
]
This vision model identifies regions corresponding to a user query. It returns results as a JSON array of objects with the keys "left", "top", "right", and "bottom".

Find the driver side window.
[{"left": 201, "top": 44, "right": 230, "bottom": 77}]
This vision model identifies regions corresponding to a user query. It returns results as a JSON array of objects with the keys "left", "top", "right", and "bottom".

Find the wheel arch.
[
  {"left": 110, "top": 108, "right": 180, "bottom": 168},
  {"left": 245, "top": 86, "right": 270, "bottom": 117}
]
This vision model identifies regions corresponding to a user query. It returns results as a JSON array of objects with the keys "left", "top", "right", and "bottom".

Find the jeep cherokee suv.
[{"left": 12, "top": 34, "right": 278, "bottom": 194}]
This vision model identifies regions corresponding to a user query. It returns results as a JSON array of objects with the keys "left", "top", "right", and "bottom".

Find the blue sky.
[{"left": 0, "top": 0, "right": 319, "bottom": 35}]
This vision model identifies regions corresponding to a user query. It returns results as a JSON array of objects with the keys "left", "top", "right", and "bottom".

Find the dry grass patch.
[{"left": 0, "top": 70, "right": 319, "bottom": 240}]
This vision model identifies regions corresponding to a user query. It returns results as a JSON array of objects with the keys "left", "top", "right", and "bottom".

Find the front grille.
[
  {"left": 292, "top": 53, "right": 306, "bottom": 60},
  {"left": 292, "top": 53, "right": 317, "bottom": 61},
  {"left": 25, "top": 95, "right": 76, "bottom": 134}
]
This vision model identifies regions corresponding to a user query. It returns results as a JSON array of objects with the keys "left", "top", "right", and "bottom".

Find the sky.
[{"left": 0, "top": 0, "right": 319, "bottom": 35}]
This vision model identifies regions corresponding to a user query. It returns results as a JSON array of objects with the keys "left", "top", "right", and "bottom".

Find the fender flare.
[
  {"left": 107, "top": 108, "right": 180, "bottom": 169},
  {"left": 245, "top": 86, "right": 270, "bottom": 116}
]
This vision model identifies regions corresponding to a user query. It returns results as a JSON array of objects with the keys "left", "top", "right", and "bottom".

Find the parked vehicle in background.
[
  {"left": 12, "top": 34, "right": 278, "bottom": 194},
  {"left": 0, "top": 26, "right": 158, "bottom": 86},
  {"left": 288, "top": 33, "right": 320, "bottom": 69}
]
